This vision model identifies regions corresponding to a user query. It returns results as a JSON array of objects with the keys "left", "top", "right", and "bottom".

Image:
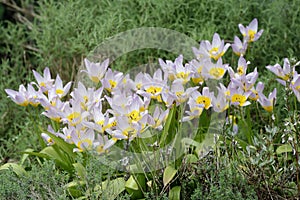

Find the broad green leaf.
[
  {"left": 276, "top": 144, "right": 293, "bottom": 154},
  {"left": 125, "top": 175, "right": 145, "bottom": 199},
  {"left": 73, "top": 163, "right": 86, "bottom": 179},
  {"left": 163, "top": 166, "right": 177, "bottom": 186},
  {"left": 169, "top": 186, "right": 181, "bottom": 200},
  {"left": 65, "top": 180, "right": 85, "bottom": 198},
  {"left": 43, "top": 130, "right": 77, "bottom": 160},
  {"left": 20, "top": 148, "right": 34, "bottom": 166},
  {"left": 0, "top": 163, "right": 27, "bottom": 176},
  {"left": 102, "top": 177, "right": 126, "bottom": 200},
  {"left": 125, "top": 175, "right": 139, "bottom": 190},
  {"left": 40, "top": 146, "right": 71, "bottom": 170}
]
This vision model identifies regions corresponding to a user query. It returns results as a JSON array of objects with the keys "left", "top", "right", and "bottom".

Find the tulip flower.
[
  {"left": 258, "top": 88, "right": 277, "bottom": 112},
  {"left": 231, "top": 36, "right": 248, "bottom": 56},
  {"left": 82, "top": 58, "right": 109, "bottom": 84},
  {"left": 238, "top": 18, "right": 263, "bottom": 42}
]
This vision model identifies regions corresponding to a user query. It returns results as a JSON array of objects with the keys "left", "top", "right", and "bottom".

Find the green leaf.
[
  {"left": 102, "top": 177, "right": 126, "bottom": 200},
  {"left": 184, "top": 154, "right": 198, "bottom": 164},
  {"left": 276, "top": 144, "right": 293, "bottom": 154},
  {"left": 40, "top": 146, "right": 72, "bottom": 170},
  {"left": 42, "top": 130, "right": 77, "bottom": 160},
  {"left": 20, "top": 148, "right": 34, "bottom": 166},
  {"left": 238, "top": 118, "right": 253, "bottom": 145},
  {"left": 169, "top": 186, "right": 181, "bottom": 200},
  {"left": 21, "top": 150, "right": 51, "bottom": 159},
  {"left": 65, "top": 180, "right": 85, "bottom": 198},
  {"left": 159, "top": 106, "right": 175, "bottom": 146},
  {"left": 163, "top": 166, "right": 177, "bottom": 187},
  {"left": 73, "top": 163, "right": 86, "bottom": 180},
  {"left": 125, "top": 175, "right": 139, "bottom": 190},
  {"left": 0, "top": 163, "right": 27, "bottom": 176},
  {"left": 125, "top": 175, "right": 146, "bottom": 199}
]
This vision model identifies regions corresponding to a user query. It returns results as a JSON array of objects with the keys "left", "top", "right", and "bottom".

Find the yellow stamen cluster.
[
  {"left": 196, "top": 96, "right": 211, "bottom": 109},
  {"left": 231, "top": 94, "right": 247, "bottom": 106},
  {"left": 209, "top": 68, "right": 225, "bottom": 79}
]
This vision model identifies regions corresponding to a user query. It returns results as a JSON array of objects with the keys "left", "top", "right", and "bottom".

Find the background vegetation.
[{"left": 1, "top": 0, "right": 300, "bottom": 199}]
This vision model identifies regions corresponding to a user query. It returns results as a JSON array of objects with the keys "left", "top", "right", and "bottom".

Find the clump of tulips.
[{"left": 5, "top": 18, "right": 300, "bottom": 161}]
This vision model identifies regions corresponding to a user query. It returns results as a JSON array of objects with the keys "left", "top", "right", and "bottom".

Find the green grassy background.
[{"left": 0, "top": 0, "right": 300, "bottom": 198}]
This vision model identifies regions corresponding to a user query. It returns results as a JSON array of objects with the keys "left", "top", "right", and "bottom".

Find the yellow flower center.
[
  {"left": 51, "top": 116, "right": 61, "bottom": 122},
  {"left": 67, "top": 112, "right": 81, "bottom": 125},
  {"left": 47, "top": 137, "right": 53, "bottom": 144},
  {"left": 176, "top": 91, "right": 183, "bottom": 97},
  {"left": 96, "top": 145, "right": 104, "bottom": 154},
  {"left": 231, "top": 94, "right": 247, "bottom": 106},
  {"left": 248, "top": 30, "right": 256, "bottom": 42},
  {"left": 209, "top": 47, "right": 224, "bottom": 60},
  {"left": 136, "top": 83, "right": 142, "bottom": 90},
  {"left": 109, "top": 80, "right": 117, "bottom": 89},
  {"left": 128, "top": 110, "right": 140, "bottom": 122},
  {"left": 263, "top": 105, "right": 273, "bottom": 112},
  {"left": 19, "top": 100, "right": 29, "bottom": 107},
  {"left": 192, "top": 77, "right": 204, "bottom": 84},
  {"left": 77, "top": 138, "right": 93, "bottom": 151},
  {"left": 90, "top": 76, "right": 99, "bottom": 83},
  {"left": 176, "top": 72, "right": 189, "bottom": 80},
  {"left": 209, "top": 68, "right": 225, "bottom": 79},
  {"left": 249, "top": 90, "right": 259, "bottom": 101},
  {"left": 196, "top": 96, "right": 211, "bottom": 109},
  {"left": 56, "top": 89, "right": 64, "bottom": 95},
  {"left": 237, "top": 66, "right": 244, "bottom": 75},
  {"left": 97, "top": 120, "right": 104, "bottom": 126},
  {"left": 209, "top": 47, "right": 219, "bottom": 55},
  {"left": 279, "top": 75, "right": 289, "bottom": 81},
  {"left": 146, "top": 86, "right": 162, "bottom": 95}
]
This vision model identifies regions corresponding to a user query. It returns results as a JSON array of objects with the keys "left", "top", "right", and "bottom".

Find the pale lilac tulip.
[
  {"left": 239, "top": 18, "right": 263, "bottom": 42},
  {"left": 82, "top": 58, "right": 109, "bottom": 83}
]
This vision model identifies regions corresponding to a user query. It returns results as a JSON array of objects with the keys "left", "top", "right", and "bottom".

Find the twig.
[
  {"left": 23, "top": 44, "right": 42, "bottom": 53},
  {"left": 0, "top": 0, "right": 41, "bottom": 19}
]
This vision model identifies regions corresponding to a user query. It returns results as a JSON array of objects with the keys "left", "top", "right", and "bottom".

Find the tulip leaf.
[
  {"left": 184, "top": 154, "right": 198, "bottom": 164},
  {"left": 101, "top": 177, "right": 125, "bottom": 200},
  {"left": 163, "top": 166, "right": 177, "bottom": 186},
  {"left": 238, "top": 118, "right": 253, "bottom": 145},
  {"left": 159, "top": 106, "right": 175, "bottom": 146},
  {"left": 65, "top": 180, "right": 85, "bottom": 198},
  {"left": 20, "top": 148, "right": 34, "bottom": 166},
  {"left": 125, "top": 175, "right": 139, "bottom": 190},
  {"left": 0, "top": 163, "right": 27, "bottom": 176},
  {"left": 43, "top": 130, "right": 77, "bottom": 160},
  {"left": 73, "top": 163, "right": 86, "bottom": 180},
  {"left": 40, "top": 146, "right": 71, "bottom": 170},
  {"left": 125, "top": 175, "right": 146, "bottom": 199},
  {"left": 21, "top": 150, "right": 51, "bottom": 160},
  {"left": 169, "top": 186, "right": 181, "bottom": 200},
  {"left": 276, "top": 144, "right": 293, "bottom": 154}
]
